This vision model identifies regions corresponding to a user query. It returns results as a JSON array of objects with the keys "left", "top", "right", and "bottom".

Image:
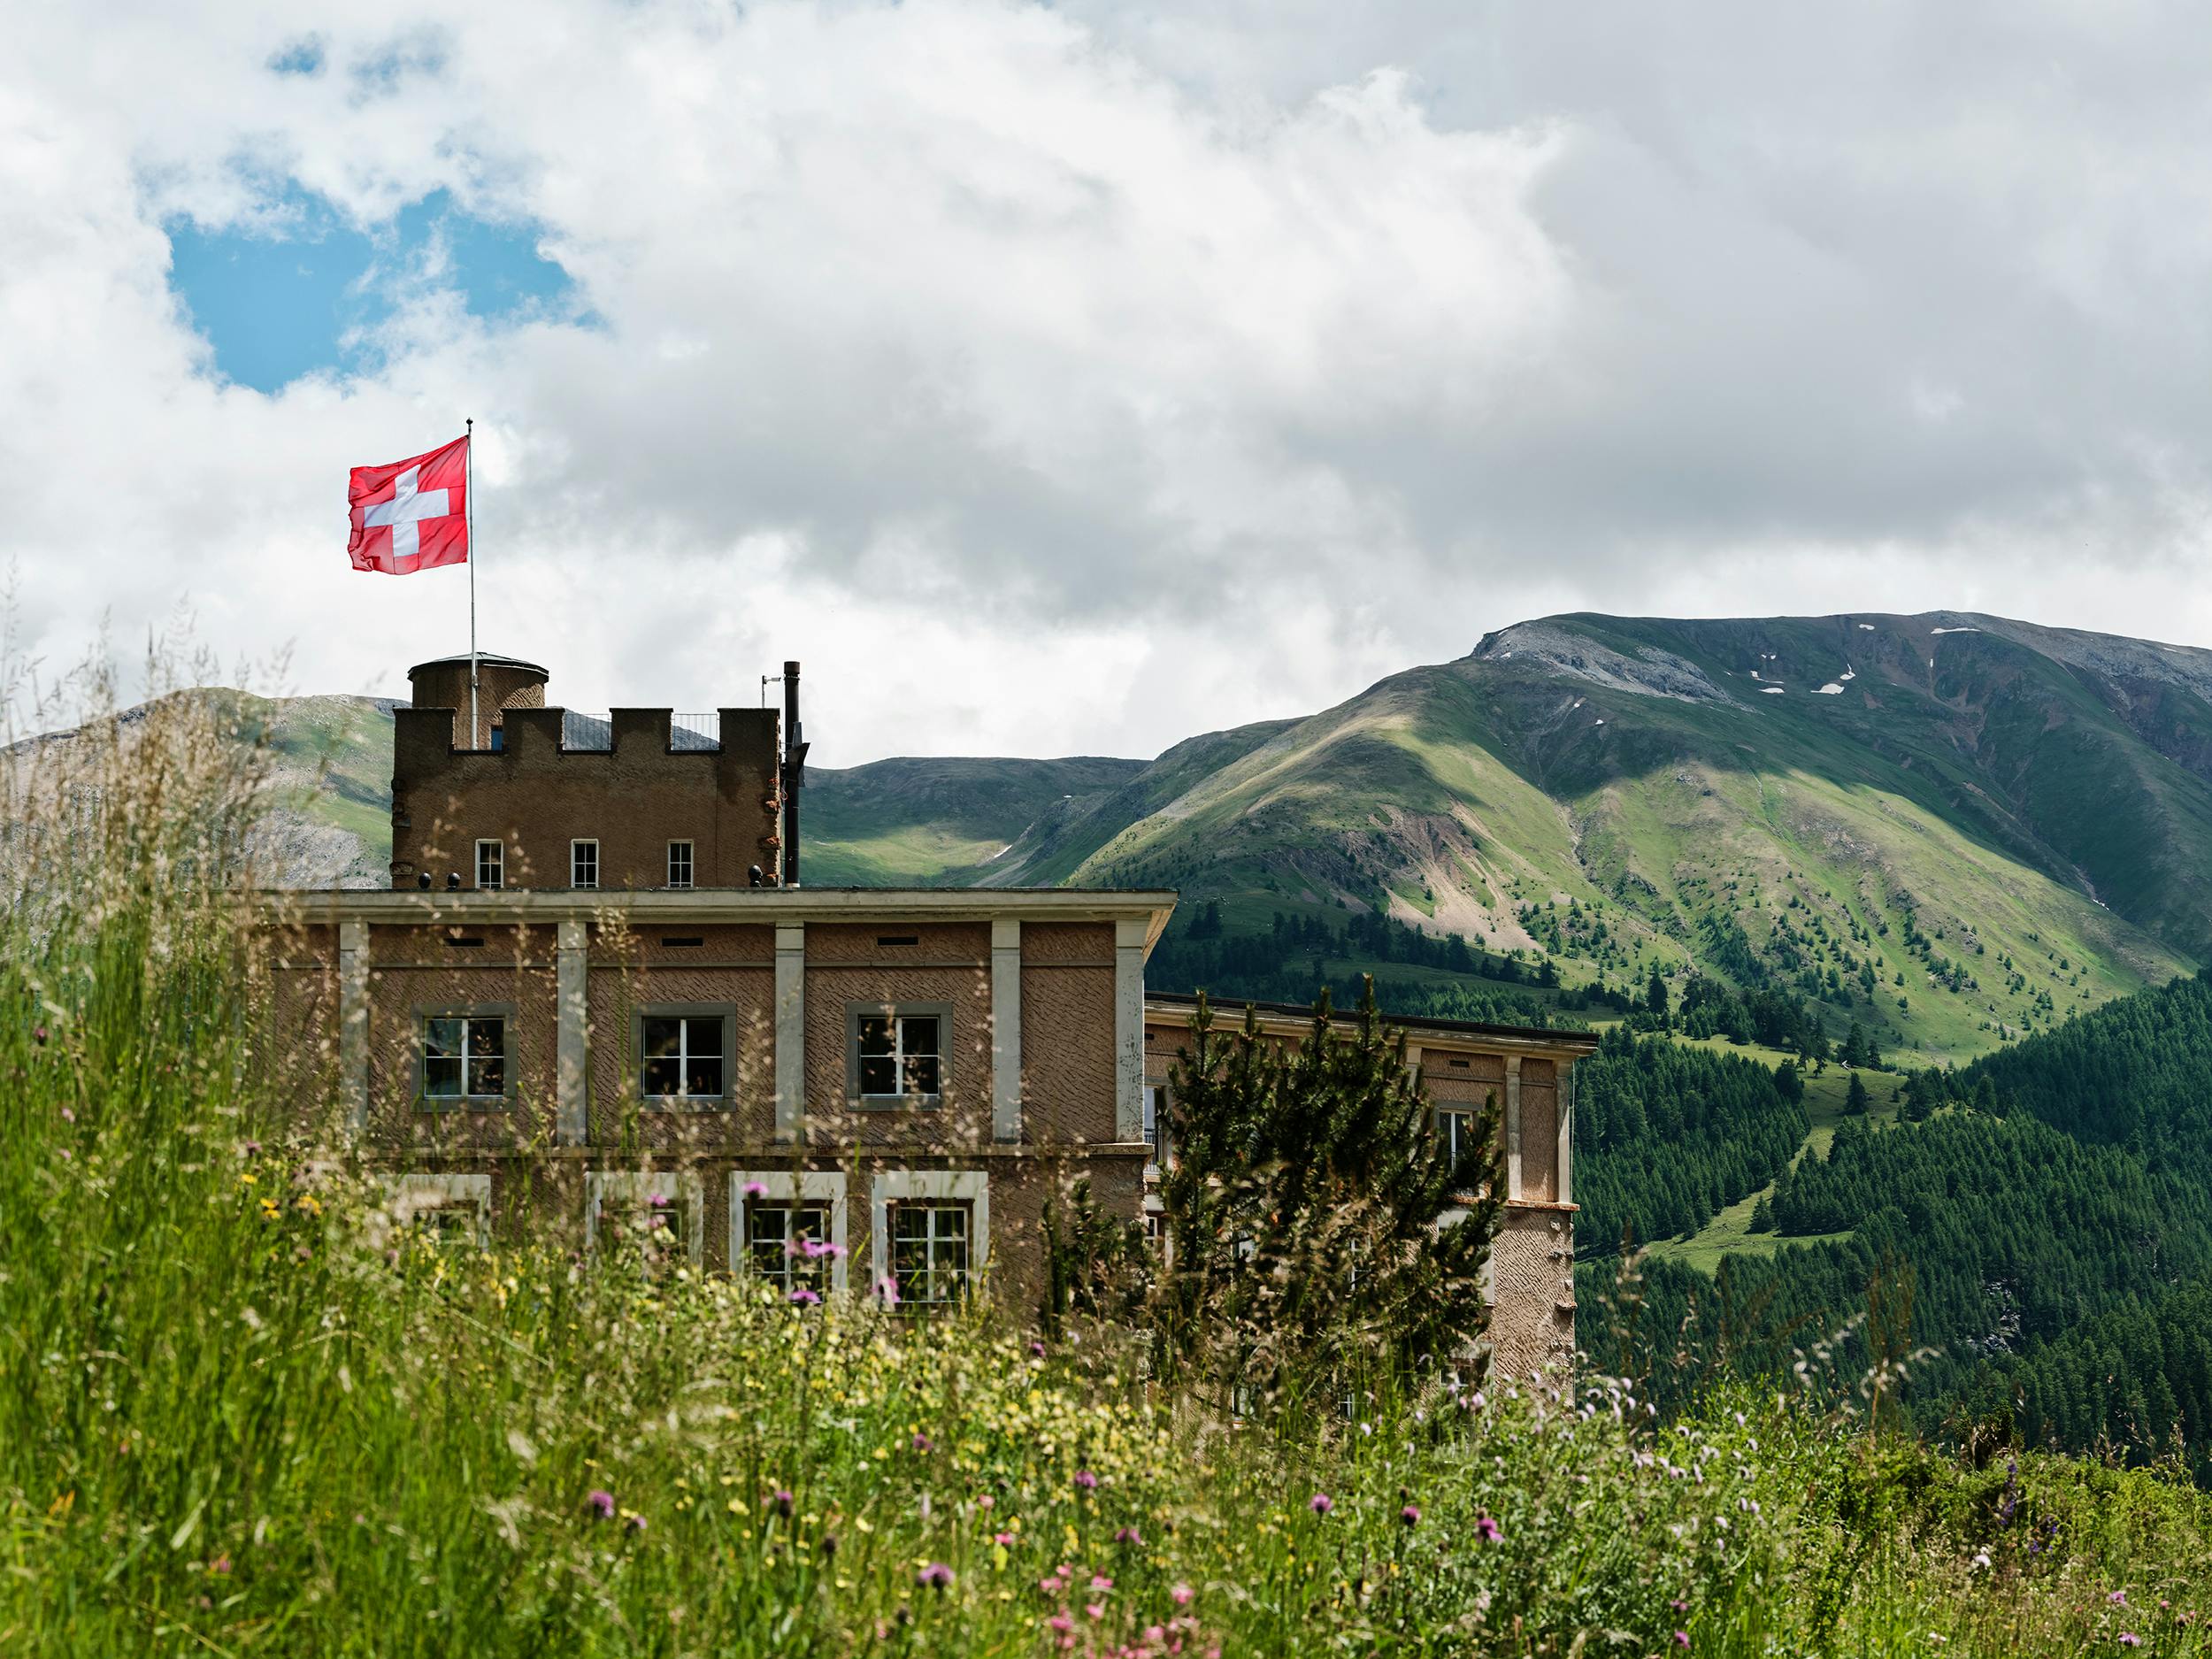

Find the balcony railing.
[{"left": 556, "top": 711, "right": 721, "bottom": 752}]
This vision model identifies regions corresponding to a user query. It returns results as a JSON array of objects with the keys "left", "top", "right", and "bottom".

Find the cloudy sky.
[{"left": 8, "top": 1, "right": 2212, "bottom": 764}]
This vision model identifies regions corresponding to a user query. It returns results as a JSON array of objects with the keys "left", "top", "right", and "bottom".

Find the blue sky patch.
[{"left": 165, "top": 186, "right": 575, "bottom": 392}]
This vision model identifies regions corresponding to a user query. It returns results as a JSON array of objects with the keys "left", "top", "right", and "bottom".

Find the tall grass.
[{"left": 4, "top": 651, "right": 2212, "bottom": 1655}]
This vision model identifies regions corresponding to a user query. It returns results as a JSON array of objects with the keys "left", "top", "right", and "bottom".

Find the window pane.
[
  {"left": 468, "top": 1056, "right": 505, "bottom": 1096},
  {"left": 643, "top": 1057, "right": 683, "bottom": 1096},
  {"left": 859, "top": 1055, "right": 898, "bottom": 1095},
  {"left": 899, "top": 1016, "right": 940, "bottom": 1058},
  {"left": 893, "top": 1205, "right": 930, "bottom": 1241},
  {"left": 684, "top": 1017, "right": 724, "bottom": 1059},
  {"left": 906, "top": 1054, "right": 941, "bottom": 1096},
  {"left": 643, "top": 1018, "right": 683, "bottom": 1058},
  {"left": 423, "top": 1056, "right": 463, "bottom": 1096},
  {"left": 857, "top": 1017, "right": 895, "bottom": 1056},
  {"left": 424, "top": 1018, "right": 463, "bottom": 1057},
  {"left": 684, "top": 1055, "right": 724, "bottom": 1098},
  {"left": 466, "top": 1018, "right": 503, "bottom": 1059}
]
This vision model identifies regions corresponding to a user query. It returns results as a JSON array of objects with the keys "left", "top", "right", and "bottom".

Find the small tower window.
[
  {"left": 571, "top": 840, "right": 599, "bottom": 890},
  {"left": 475, "top": 840, "right": 503, "bottom": 890},
  {"left": 667, "top": 840, "right": 694, "bottom": 890}
]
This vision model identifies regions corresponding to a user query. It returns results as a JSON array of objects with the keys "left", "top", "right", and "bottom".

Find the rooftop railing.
[{"left": 555, "top": 711, "right": 720, "bottom": 752}]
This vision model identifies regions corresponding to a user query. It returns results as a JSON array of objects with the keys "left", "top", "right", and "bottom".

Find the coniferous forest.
[{"left": 1584, "top": 971, "right": 2212, "bottom": 1479}]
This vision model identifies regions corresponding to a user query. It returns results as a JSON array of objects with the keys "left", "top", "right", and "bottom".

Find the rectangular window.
[
  {"left": 856, "top": 1012, "right": 942, "bottom": 1100},
  {"left": 667, "top": 840, "right": 694, "bottom": 889},
  {"left": 641, "top": 1013, "right": 726, "bottom": 1101},
  {"left": 1143, "top": 1081, "right": 1172, "bottom": 1164},
  {"left": 888, "top": 1202, "right": 970, "bottom": 1307},
  {"left": 1438, "top": 1106, "right": 1479, "bottom": 1171},
  {"left": 422, "top": 1015, "right": 506, "bottom": 1101},
  {"left": 412, "top": 1205, "right": 482, "bottom": 1249},
  {"left": 571, "top": 840, "right": 598, "bottom": 889},
  {"left": 746, "top": 1202, "right": 834, "bottom": 1292},
  {"left": 597, "top": 1194, "right": 687, "bottom": 1261},
  {"left": 475, "top": 839, "right": 503, "bottom": 890}
]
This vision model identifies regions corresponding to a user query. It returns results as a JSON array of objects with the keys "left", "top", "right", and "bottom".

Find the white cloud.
[{"left": 7, "top": 0, "right": 2212, "bottom": 763}]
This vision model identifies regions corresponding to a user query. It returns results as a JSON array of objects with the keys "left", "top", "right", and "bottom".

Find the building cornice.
[
  {"left": 1142, "top": 995, "right": 1599, "bottom": 1059},
  {"left": 257, "top": 887, "right": 1179, "bottom": 952}
]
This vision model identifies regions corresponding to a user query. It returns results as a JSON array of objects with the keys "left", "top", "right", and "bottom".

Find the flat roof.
[{"left": 1144, "top": 988, "right": 1599, "bottom": 1052}]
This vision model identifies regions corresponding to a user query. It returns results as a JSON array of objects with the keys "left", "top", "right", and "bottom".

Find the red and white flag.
[{"left": 347, "top": 435, "right": 469, "bottom": 573}]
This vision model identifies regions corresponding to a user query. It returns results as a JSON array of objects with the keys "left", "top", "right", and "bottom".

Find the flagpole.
[{"left": 465, "top": 418, "right": 478, "bottom": 749}]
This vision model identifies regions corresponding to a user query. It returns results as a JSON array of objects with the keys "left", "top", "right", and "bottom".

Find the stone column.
[
  {"left": 1113, "top": 919, "right": 1146, "bottom": 1143},
  {"left": 1555, "top": 1062, "right": 1574, "bottom": 1209},
  {"left": 775, "top": 923, "right": 805, "bottom": 1141},
  {"left": 1504, "top": 1054, "right": 1524, "bottom": 1201},
  {"left": 556, "top": 918, "right": 588, "bottom": 1146},
  {"left": 991, "top": 919, "right": 1023, "bottom": 1142},
  {"left": 337, "top": 919, "right": 371, "bottom": 1135}
]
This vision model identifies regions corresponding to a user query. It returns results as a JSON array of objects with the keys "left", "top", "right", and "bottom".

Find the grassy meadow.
[{"left": 8, "top": 672, "right": 2212, "bottom": 1655}]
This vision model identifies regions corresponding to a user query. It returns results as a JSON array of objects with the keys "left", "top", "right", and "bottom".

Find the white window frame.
[
  {"left": 666, "top": 840, "right": 694, "bottom": 890},
  {"left": 387, "top": 1172, "right": 491, "bottom": 1248},
  {"left": 586, "top": 1170, "right": 706, "bottom": 1264},
  {"left": 1438, "top": 1104, "right": 1480, "bottom": 1167},
  {"left": 1142, "top": 1079, "right": 1172, "bottom": 1174},
  {"left": 637, "top": 1006, "right": 732, "bottom": 1106},
  {"left": 571, "top": 839, "right": 599, "bottom": 890},
  {"left": 419, "top": 1009, "right": 511, "bottom": 1104},
  {"left": 732, "top": 1171, "right": 849, "bottom": 1293},
  {"left": 870, "top": 1170, "right": 988, "bottom": 1304},
  {"left": 475, "top": 839, "right": 503, "bottom": 890}
]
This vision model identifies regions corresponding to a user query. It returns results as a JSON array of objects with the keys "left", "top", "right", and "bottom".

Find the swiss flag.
[{"left": 347, "top": 435, "right": 469, "bottom": 573}]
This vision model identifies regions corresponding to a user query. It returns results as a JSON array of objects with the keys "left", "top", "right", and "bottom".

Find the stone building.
[{"left": 264, "top": 653, "right": 1592, "bottom": 1374}]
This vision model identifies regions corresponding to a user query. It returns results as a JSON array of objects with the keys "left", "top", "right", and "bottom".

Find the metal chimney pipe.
[{"left": 781, "top": 660, "right": 805, "bottom": 887}]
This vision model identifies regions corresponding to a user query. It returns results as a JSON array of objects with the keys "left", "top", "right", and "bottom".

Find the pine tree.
[
  {"left": 1845, "top": 1071, "right": 1870, "bottom": 1116},
  {"left": 1156, "top": 978, "right": 1503, "bottom": 1411},
  {"left": 1646, "top": 964, "right": 1670, "bottom": 1022}
]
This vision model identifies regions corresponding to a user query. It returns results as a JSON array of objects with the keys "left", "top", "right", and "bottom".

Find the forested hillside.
[{"left": 1594, "top": 969, "right": 2212, "bottom": 1478}]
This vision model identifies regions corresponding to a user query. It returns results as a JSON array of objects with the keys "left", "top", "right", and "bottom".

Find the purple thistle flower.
[
  {"left": 875, "top": 1274, "right": 900, "bottom": 1307},
  {"left": 1072, "top": 1470, "right": 1098, "bottom": 1491},
  {"left": 2119, "top": 1637, "right": 2142, "bottom": 1649},
  {"left": 626, "top": 1513, "right": 646, "bottom": 1533},
  {"left": 788, "top": 1286, "right": 822, "bottom": 1307},
  {"left": 648, "top": 1193, "right": 670, "bottom": 1209},
  {"left": 587, "top": 1490, "right": 616, "bottom": 1520},
  {"left": 1115, "top": 1525, "right": 1142, "bottom": 1545},
  {"left": 769, "top": 1489, "right": 794, "bottom": 1518},
  {"left": 1309, "top": 1494, "right": 1333, "bottom": 1515},
  {"left": 917, "top": 1562, "right": 955, "bottom": 1590},
  {"left": 1400, "top": 1504, "right": 1420, "bottom": 1526},
  {"left": 911, "top": 1431, "right": 934, "bottom": 1452},
  {"left": 1672, "top": 1632, "right": 1690, "bottom": 1649},
  {"left": 1031, "top": 1340, "right": 1047, "bottom": 1357},
  {"left": 742, "top": 1180, "right": 768, "bottom": 1199},
  {"left": 1475, "top": 1513, "right": 1502, "bottom": 1542}
]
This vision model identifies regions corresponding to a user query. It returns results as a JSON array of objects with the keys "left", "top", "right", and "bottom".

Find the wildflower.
[
  {"left": 743, "top": 1180, "right": 768, "bottom": 1199},
  {"left": 918, "top": 1563, "right": 955, "bottom": 1591},
  {"left": 1474, "top": 1513, "right": 1502, "bottom": 1543},
  {"left": 1400, "top": 1505, "right": 1420, "bottom": 1527},
  {"left": 1171, "top": 1583, "right": 1194, "bottom": 1606},
  {"left": 209, "top": 1556, "right": 231, "bottom": 1574},
  {"left": 1090, "top": 1575, "right": 1112, "bottom": 1592},
  {"left": 1116, "top": 1525, "right": 1142, "bottom": 1545},
  {"left": 769, "top": 1489, "right": 795, "bottom": 1518},
  {"left": 33, "top": 1025, "right": 46, "bottom": 1044},
  {"left": 1031, "top": 1340, "right": 1047, "bottom": 1357},
  {"left": 2111, "top": 1592, "right": 2130, "bottom": 1606},
  {"left": 1971, "top": 1550, "right": 1991, "bottom": 1571},
  {"left": 789, "top": 1287, "right": 821, "bottom": 1307},
  {"left": 912, "top": 1432, "right": 934, "bottom": 1452},
  {"left": 61, "top": 1108, "right": 74, "bottom": 1123},
  {"left": 1671, "top": 1599, "right": 1689, "bottom": 1614},
  {"left": 626, "top": 1512, "right": 647, "bottom": 1533},
  {"left": 587, "top": 1489, "right": 616, "bottom": 1520},
  {"left": 1470, "top": 1390, "right": 1486, "bottom": 1411},
  {"left": 1041, "top": 1574, "right": 1066, "bottom": 1594},
  {"left": 1308, "top": 1494, "right": 1333, "bottom": 1515},
  {"left": 1087, "top": 1603, "right": 1106, "bottom": 1621},
  {"left": 1673, "top": 1632, "right": 1691, "bottom": 1649},
  {"left": 995, "top": 1532, "right": 1017, "bottom": 1547},
  {"left": 1073, "top": 1470, "right": 1099, "bottom": 1491},
  {"left": 876, "top": 1274, "right": 901, "bottom": 1307},
  {"left": 1048, "top": 1615, "right": 1075, "bottom": 1634}
]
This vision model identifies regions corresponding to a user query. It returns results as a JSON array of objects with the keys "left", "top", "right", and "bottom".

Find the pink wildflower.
[
  {"left": 209, "top": 1556, "right": 231, "bottom": 1574},
  {"left": 875, "top": 1274, "right": 901, "bottom": 1306},
  {"left": 742, "top": 1180, "right": 768, "bottom": 1199},
  {"left": 1047, "top": 1615, "right": 1074, "bottom": 1634},
  {"left": 2111, "top": 1591, "right": 2130, "bottom": 1605},
  {"left": 1171, "top": 1583, "right": 1194, "bottom": 1606},
  {"left": 1073, "top": 1470, "right": 1099, "bottom": 1491},
  {"left": 918, "top": 1563, "right": 955, "bottom": 1590},
  {"left": 768, "top": 1489, "right": 794, "bottom": 1517},
  {"left": 1090, "top": 1574, "right": 1113, "bottom": 1592},
  {"left": 912, "top": 1431, "right": 934, "bottom": 1452},
  {"left": 788, "top": 1286, "right": 821, "bottom": 1307},
  {"left": 995, "top": 1532, "right": 1017, "bottom": 1547},
  {"left": 1116, "top": 1525, "right": 1142, "bottom": 1545},
  {"left": 1672, "top": 1632, "right": 1690, "bottom": 1649},
  {"left": 1308, "top": 1493, "right": 1333, "bottom": 1515},
  {"left": 1475, "top": 1513, "right": 1502, "bottom": 1542},
  {"left": 1087, "top": 1603, "right": 1106, "bottom": 1621},
  {"left": 1041, "top": 1574, "right": 1067, "bottom": 1594},
  {"left": 1400, "top": 1504, "right": 1420, "bottom": 1526},
  {"left": 586, "top": 1489, "right": 616, "bottom": 1519},
  {"left": 2119, "top": 1637, "right": 2142, "bottom": 1649}
]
